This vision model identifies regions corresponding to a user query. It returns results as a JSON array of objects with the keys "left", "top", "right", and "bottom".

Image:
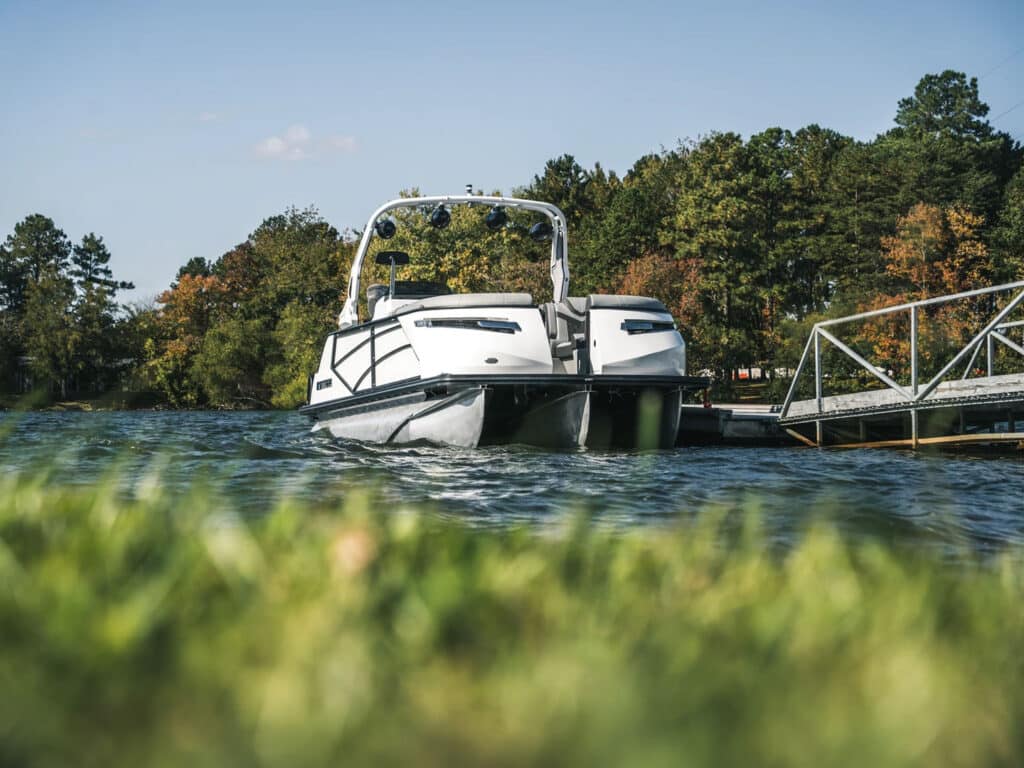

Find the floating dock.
[
  {"left": 677, "top": 404, "right": 797, "bottom": 446},
  {"left": 778, "top": 281, "right": 1024, "bottom": 450}
]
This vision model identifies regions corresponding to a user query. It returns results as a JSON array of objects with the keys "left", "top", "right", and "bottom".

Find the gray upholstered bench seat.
[
  {"left": 395, "top": 293, "right": 534, "bottom": 316},
  {"left": 587, "top": 294, "right": 669, "bottom": 313}
]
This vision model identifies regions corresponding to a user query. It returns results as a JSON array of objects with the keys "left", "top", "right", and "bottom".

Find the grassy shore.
[
  {"left": 0, "top": 390, "right": 171, "bottom": 412},
  {"left": 1, "top": 475, "right": 1022, "bottom": 767}
]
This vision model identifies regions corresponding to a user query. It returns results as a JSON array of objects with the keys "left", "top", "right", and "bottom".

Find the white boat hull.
[
  {"left": 312, "top": 385, "right": 593, "bottom": 449},
  {"left": 308, "top": 377, "right": 690, "bottom": 449},
  {"left": 313, "top": 389, "right": 487, "bottom": 448}
]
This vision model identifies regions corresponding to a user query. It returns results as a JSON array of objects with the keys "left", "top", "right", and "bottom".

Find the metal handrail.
[
  {"left": 780, "top": 281, "right": 1024, "bottom": 419},
  {"left": 814, "top": 281, "right": 1024, "bottom": 326}
]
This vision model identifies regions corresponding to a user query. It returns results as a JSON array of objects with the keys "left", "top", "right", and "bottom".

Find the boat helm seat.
[
  {"left": 563, "top": 296, "right": 588, "bottom": 316},
  {"left": 541, "top": 298, "right": 587, "bottom": 359},
  {"left": 366, "top": 283, "right": 389, "bottom": 318}
]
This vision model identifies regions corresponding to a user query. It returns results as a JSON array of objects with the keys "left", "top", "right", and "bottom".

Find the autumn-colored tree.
[
  {"left": 141, "top": 208, "right": 348, "bottom": 407},
  {"left": 213, "top": 243, "right": 263, "bottom": 306},
  {"left": 173, "top": 257, "right": 212, "bottom": 287},
  {"left": 615, "top": 251, "right": 707, "bottom": 368},
  {"left": 879, "top": 203, "right": 989, "bottom": 298},
  {"left": 143, "top": 274, "right": 229, "bottom": 405},
  {"left": 155, "top": 274, "right": 229, "bottom": 339},
  {"left": 858, "top": 203, "right": 992, "bottom": 375}
]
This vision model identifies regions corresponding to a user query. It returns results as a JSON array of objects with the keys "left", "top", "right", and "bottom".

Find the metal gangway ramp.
[{"left": 779, "top": 281, "right": 1024, "bottom": 448}]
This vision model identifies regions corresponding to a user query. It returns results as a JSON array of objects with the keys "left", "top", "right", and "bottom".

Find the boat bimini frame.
[{"left": 303, "top": 193, "right": 708, "bottom": 449}]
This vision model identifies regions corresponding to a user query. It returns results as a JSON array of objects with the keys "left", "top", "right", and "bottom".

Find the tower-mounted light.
[
  {"left": 484, "top": 206, "right": 507, "bottom": 230},
  {"left": 375, "top": 218, "right": 397, "bottom": 239},
  {"left": 430, "top": 205, "right": 451, "bottom": 229},
  {"left": 529, "top": 221, "right": 553, "bottom": 242}
]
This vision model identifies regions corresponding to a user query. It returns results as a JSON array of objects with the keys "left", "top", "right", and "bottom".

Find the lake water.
[{"left": 2, "top": 411, "right": 1023, "bottom": 551}]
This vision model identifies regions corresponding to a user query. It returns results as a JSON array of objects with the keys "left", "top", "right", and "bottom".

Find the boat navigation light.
[
  {"left": 375, "top": 218, "right": 397, "bottom": 239},
  {"left": 484, "top": 206, "right": 507, "bottom": 230},
  {"left": 529, "top": 221, "right": 553, "bottom": 242},
  {"left": 430, "top": 205, "right": 451, "bottom": 229}
]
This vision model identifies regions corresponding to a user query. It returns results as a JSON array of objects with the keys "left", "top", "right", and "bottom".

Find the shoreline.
[{"left": 0, "top": 394, "right": 281, "bottom": 413}]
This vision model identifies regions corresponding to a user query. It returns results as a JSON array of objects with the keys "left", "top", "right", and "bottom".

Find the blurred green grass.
[{"left": 1, "top": 473, "right": 1022, "bottom": 767}]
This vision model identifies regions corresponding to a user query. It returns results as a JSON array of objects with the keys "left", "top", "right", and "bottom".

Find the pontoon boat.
[{"left": 300, "top": 195, "right": 707, "bottom": 448}]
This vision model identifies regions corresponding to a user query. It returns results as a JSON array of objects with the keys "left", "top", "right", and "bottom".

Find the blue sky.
[{"left": 1, "top": 0, "right": 1022, "bottom": 301}]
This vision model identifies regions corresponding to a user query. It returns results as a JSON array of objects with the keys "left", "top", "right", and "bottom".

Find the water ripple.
[{"left": 1, "top": 411, "right": 1023, "bottom": 552}]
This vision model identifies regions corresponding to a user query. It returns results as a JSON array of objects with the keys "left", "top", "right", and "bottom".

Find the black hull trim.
[
  {"left": 300, "top": 373, "right": 708, "bottom": 419},
  {"left": 302, "top": 373, "right": 705, "bottom": 449}
]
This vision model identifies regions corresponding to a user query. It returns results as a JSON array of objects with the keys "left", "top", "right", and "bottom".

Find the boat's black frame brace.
[{"left": 299, "top": 373, "right": 710, "bottom": 420}]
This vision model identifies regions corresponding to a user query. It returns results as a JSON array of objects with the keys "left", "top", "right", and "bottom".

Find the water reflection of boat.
[{"left": 300, "top": 194, "right": 707, "bottom": 448}]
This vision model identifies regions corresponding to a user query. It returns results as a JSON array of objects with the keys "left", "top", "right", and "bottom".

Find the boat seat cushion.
[
  {"left": 395, "top": 292, "right": 533, "bottom": 316},
  {"left": 552, "top": 339, "right": 576, "bottom": 359},
  {"left": 557, "top": 299, "right": 586, "bottom": 335},
  {"left": 541, "top": 303, "right": 558, "bottom": 339},
  {"left": 563, "top": 296, "right": 588, "bottom": 316},
  {"left": 366, "top": 283, "right": 389, "bottom": 318},
  {"left": 587, "top": 294, "right": 668, "bottom": 313},
  {"left": 541, "top": 300, "right": 587, "bottom": 359}
]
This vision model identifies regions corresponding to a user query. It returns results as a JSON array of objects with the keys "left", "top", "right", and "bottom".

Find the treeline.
[
  {"left": 525, "top": 71, "right": 1023, "bottom": 385},
  {"left": 0, "top": 216, "right": 136, "bottom": 398},
  {"left": 1, "top": 70, "right": 1022, "bottom": 408}
]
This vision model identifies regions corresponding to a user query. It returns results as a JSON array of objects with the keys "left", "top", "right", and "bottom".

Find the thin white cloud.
[
  {"left": 255, "top": 124, "right": 356, "bottom": 161},
  {"left": 255, "top": 123, "right": 310, "bottom": 160},
  {"left": 322, "top": 134, "right": 357, "bottom": 153},
  {"left": 256, "top": 135, "right": 289, "bottom": 157},
  {"left": 285, "top": 124, "right": 310, "bottom": 143},
  {"left": 198, "top": 111, "right": 219, "bottom": 122}
]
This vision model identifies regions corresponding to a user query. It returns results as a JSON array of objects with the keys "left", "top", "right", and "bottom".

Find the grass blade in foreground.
[{"left": 0, "top": 475, "right": 1022, "bottom": 767}]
